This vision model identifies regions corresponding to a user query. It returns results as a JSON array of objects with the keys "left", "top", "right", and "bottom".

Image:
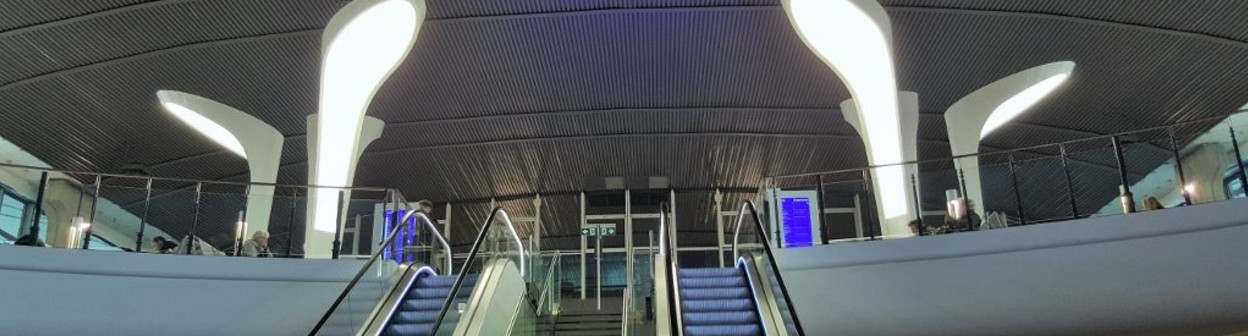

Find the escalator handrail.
[
  {"left": 660, "top": 202, "right": 683, "bottom": 336},
  {"left": 427, "top": 207, "right": 526, "bottom": 335},
  {"left": 731, "top": 200, "right": 806, "bottom": 336},
  {"left": 412, "top": 212, "right": 454, "bottom": 275},
  {"left": 308, "top": 205, "right": 419, "bottom": 335}
]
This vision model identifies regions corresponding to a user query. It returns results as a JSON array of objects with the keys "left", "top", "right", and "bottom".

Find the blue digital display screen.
[{"left": 780, "top": 197, "right": 814, "bottom": 248}]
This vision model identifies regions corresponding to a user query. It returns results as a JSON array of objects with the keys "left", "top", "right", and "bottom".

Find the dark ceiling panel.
[{"left": 0, "top": 0, "right": 1246, "bottom": 239}]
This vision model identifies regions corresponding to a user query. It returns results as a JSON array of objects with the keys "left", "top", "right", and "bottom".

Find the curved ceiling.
[{"left": 1, "top": 0, "right": 1246, "bottom": 207}]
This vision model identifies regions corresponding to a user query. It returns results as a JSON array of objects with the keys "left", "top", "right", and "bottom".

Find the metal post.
[
  {"left": 285, "top": 187, "right": 297, "bottom": 257},
  {"left": 1111, "top": 136, "right": 1135, "bottom": 214},
  {"left": 957, "top": 167, "right": 971, "bottom": 214},
  {"left": 714, "top": 189, "right": 725, "bottom": 267},
  {"left": 579, "top": 192, "right": 587, "bottom": 300},
  {"left": 1229, "top": 126, "right": 1247, "bottom": 199},
  {"left": 1168, "top": 129, "right": 1193, "bottom": 206},
  {"left": 332, "top": 189, "right": 345, "bottom": 259},
  {"left": 187, "top": 182, "right": 203, "bottom": 255},
  {"left": 29, "top": 172, "right": 48, "bottom": 239},
  {"left": 816, "top": 174, "right": 831, "bottom": 242},
  {"left": 601, "top": 226, "right": 606, "bottom": 309},
  {"left": 1058, "top": 144, "right": 1080, "bottom": 218},
  {"left": 135, "top": 178, "right": 153, "bottom": 252},
  {"left": 235, "top": 185, "right": 251, "bottom": 256},
  {"left": 234, "top": 210, "right": 245, "bottom": 257},
  {"left": 861, "top": 169, "right": 877, "bottom": 241},
  {"left": 1008, "top": 153, "right": 1026, "bottom": 226},
  {"left": 82, "top": 175, "right": 102, "bottom": 249},
  {"left": 909, "top": 173, "right": 926, "bottom": 236}
]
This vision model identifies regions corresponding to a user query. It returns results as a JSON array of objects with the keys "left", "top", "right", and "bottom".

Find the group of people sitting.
[{"left": 150, "top": 230, "right": 272, "bottom": 257}]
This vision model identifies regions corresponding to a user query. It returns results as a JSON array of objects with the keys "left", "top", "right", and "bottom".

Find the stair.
[
  {"left": 677, "top": 267, "right": 763, "bottom": 336},
  {"left": 384, "top": 274, "right": 477, "bottom": 336},
  {"left": 552, "top": 311, "right": 622, "bottom": 336}
]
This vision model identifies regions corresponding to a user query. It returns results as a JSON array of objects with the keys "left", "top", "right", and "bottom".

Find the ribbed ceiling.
[{"left": 1, "top": 0, "right": 1247, "bottom": 247}]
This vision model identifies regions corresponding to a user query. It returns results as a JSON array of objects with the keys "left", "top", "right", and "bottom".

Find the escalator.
[
  {"left": 311, "top": 207, "right": 548, "bottom": 336},
  {"left": 658, "top": 201, "right": 805, "bottom": 336}
]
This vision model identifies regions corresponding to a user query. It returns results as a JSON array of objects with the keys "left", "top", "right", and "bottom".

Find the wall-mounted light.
[
  {"left": 1184, "top": 183, "right": 1197, "bottom": 195},
  {"left": 161, "top": 101, "right": 247, "bottom": 158},
  {"left": 312, "top": 0, "right": 426, "bottom": 233},
  {"left": 784, "top": 0, "right": 907, "bottom": 219}
]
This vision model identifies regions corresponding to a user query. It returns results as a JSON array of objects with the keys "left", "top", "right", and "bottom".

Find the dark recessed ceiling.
[{"left": 1, "top": 0, "right": 1247, "bottom": 247}]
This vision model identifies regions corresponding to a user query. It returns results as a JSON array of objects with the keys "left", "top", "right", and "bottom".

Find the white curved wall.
[
  {"left": 0, "top": 246, "right": 365, "bottom": 336},
  {"left": 775, "top": 198, "right": 1248, "bottom": 336}
]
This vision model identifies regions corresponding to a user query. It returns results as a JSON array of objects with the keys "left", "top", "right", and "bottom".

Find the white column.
[
  {"left": 945, "top": 61, "right": 1075, "bottom": 215},
  {"left": 305, "top": 115, "right": 385, "bottom": 258},
  {"left": 156, "top": 91, "right": 283, "bottom": 234},
  {"left": 840, "top": 91, "right": 920, "bottom": 236}
]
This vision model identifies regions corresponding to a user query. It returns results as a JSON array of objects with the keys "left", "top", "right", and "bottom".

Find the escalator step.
[
  {"left": 682, "top": 311, "right": 760, "bottom": 326},
  {"left": 401, "top": 298, "right": 446, "bottom": 311},
  {"left": 681, "top": 276, "right": 747, "bottom": 288},
  {"left": 408, "top": 287, "right": 453, "bottom": 299},
  {"left": 384, "top": 322, "right": 433, "bottom": 336},
  {"left": 684, "top": 324, "right": 764, "bottom": 336},
  {"left": 680, "top": 287, "right": 750, "bottom": 300},
  {"left": 679, "top": 267, "right": 741, "bottom": 278},
  {"left": 391, "top": 310, "right": 440, "bottom": 324},
  {"left": 682, "top": 298, "right": 755, "bottom": 312}
]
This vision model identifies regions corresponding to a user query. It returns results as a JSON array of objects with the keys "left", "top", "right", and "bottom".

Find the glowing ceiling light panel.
[
  {"left": 784, "top": 0, "right": 907, "bottom": 218},
  {"left": 980, "top": 73, "right": 1071, "bottom": 138},
  {"left": 313, "top": 0, "right": 424, "bottom": 233},
  {"left": 161, "top": 101, "right": 247, "bottom": 159}
]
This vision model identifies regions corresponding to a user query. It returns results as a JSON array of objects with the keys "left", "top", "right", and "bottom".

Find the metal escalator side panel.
[
  {"left": 654, "top": 254, "right": 674, "bottom": 336},
  {"left": 739, "top": 255, "right": 788, "bottom": 336},
  {"left": 361, "top": 264, "right": 434, "bottom": 336},
  {"left": 453, "top": 258, "right": 528, "bottom": 336}
]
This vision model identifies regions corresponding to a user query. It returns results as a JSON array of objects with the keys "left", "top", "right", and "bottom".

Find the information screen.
[{"left": 780, "top": 197, "right": 814, "bottom": 248}]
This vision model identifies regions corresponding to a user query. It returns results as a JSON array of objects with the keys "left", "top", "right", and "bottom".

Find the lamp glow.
[
  {"left": 981, "top": 73, "right": 1071, "bottom": 138},
  {"left": 162, "top": 102, "right": 247, "bottom": 158},
  {"left": 1184, "top": 183, "right": 1197, "bottom": 195},
  {"left": 784, "top": 0, "right": 907, "bottom": 218},
  {"left": 312, "top": 0, "right": 423, "bottom": 233}
]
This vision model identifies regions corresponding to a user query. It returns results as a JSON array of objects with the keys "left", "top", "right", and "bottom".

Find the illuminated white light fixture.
[
  {"left": 784, "top": 0, "right": 907, "bottom": 218},
  {"left": 312, "top": 0, "right": 425, "bottom": 233},
  {"left": 161, "top": 102, "right": 247, "bottom": 158},
  {"left": 980, "top": 73, "right": 1072, "bottom": 138},
  {"left": 1184, "top": 183, "right": 1197, "bottom": 195}
]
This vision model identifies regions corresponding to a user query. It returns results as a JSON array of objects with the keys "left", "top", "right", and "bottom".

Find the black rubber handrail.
[
  {"left": 733, "top": 200, "right": 806, "bottom": 336},
  {"left": 660, "top": 202, "right": 682, "bottom": 336},
  {"left": 426, "top": 207, "right": 519, "bottom": 335},
  {"left": 308, "top": 207, "right": 418, "bottom": 335}
]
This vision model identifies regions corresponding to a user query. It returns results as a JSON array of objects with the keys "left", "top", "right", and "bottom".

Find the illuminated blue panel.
[{"left": 781, "top": 197, "right": 814, "bottom": 248}]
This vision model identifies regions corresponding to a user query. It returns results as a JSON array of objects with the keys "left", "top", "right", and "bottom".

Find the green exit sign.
[{"left": 581, "top": 223, "right": 617, "bottom": 236}]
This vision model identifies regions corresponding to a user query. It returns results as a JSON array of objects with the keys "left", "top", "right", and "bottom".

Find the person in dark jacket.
[{"left": 152, "top": 236, "right": 178, "bottom": 253}]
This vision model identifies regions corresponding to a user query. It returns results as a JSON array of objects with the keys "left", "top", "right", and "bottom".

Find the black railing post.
[
  {"left": 1008, "top": 153, "right": 1026, "bottom": 226},
  {"left": 135, "top": 178, "right": 153, "bottom": 252},
  {"left": 1229, "top": 126, "right": 1247, "bottom": 198},
  {"left": 82, "top": 175, "right": 101, "bottom": 249},
  {"left": 861, "top": 169, "right": 877, "bottom": 241},
  {"left": 815, "top": 174, "right": 830, "bottom": 243},
  {"left": 285, "top": 187, "right": 297, "bottom": 258},
  {"left": 332, "top": 189, "right": 345, "bottom": 260},
  {"left": 1111, "top": 136, "right": 1135, "bottom": 214},
  {"left": 910, "top": 173, "right": 926, "bottom": 236},
  {"left": 957, "top": 167, "right": 970, "bottom": 212},
  {"left": 235, "top": 185, "right": 251, "bottom": 257},
  {"left": 1058, "top": 144, "right": 1080, "bottom": 218},
  {"left": 28, "top": 172, "right": 48, "bottom": 239},
  {"left": 186, "top": 182, "right": 203, "bottom": 255},
  {"left": 1167, "top": 128, "right": 1193, "bottom": 206}
]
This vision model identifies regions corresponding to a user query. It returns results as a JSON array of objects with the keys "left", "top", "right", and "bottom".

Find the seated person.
[
  {"left": 241, "top": 230, "right": 272, "bottom": 257},
  {"left": 152, "top": 236, "right": 178, "bottom": 253}
]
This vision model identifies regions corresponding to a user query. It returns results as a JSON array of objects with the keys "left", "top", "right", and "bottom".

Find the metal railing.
[
  {"left": 732, "top": 201, "right": 805, "bottom": 335},
  {"left": 427, "top": 207, "right": 528, "bottom": 334},
  {"left": 0, "top": 160, "right": 400, "bottom": 259},
  {"left": 768, "top": 110, "right": 1247, "bottom": 240},
  {"left": 411, "top": 212, "right": 454, "bottom": 275},
  {"left": 307, "top": 206, "right": 419, "bottom": 335},
  {"left": 660, "top": 202, "right": 683, "bottom": 336}
]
